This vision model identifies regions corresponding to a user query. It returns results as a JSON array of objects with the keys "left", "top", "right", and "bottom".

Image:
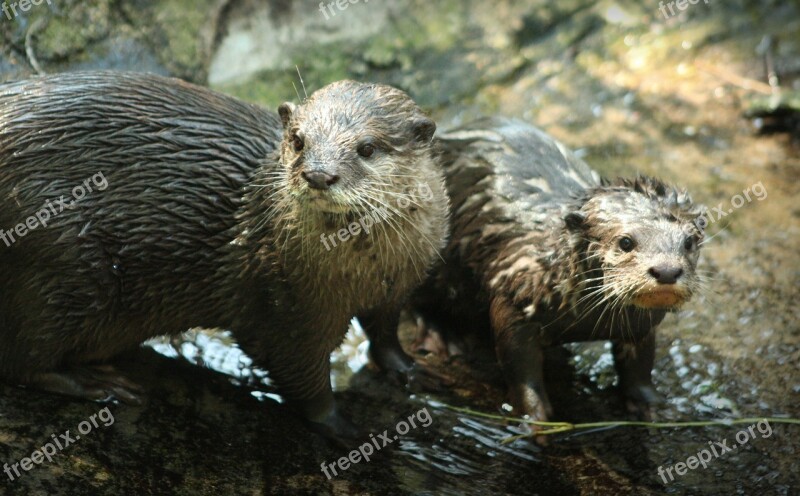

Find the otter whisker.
[
  {"left": 360, "top": 193, "right": 409, "bottom": 271},
  {"left": 697, "top": 225, "right": 728, "bottom": 246},
  {"left": 360, "top": 189, "right": 443, "bottom": 267},
  {"left": 590, "top": 292, "right": 619, "bottom": 339}
]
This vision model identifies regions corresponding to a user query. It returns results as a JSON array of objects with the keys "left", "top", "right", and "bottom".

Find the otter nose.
[
  {"left": 648, "top": 264, "right": 684, "bottom": 284},
  {"left": 302, "top": 170, "right": 339, "bottom": 190}
]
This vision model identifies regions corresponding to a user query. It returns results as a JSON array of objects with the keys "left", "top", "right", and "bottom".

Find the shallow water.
[{"left": 147, "top": 308, "right": 796, "bottom": 494}]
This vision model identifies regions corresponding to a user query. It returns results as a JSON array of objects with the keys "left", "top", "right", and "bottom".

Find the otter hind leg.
[
  {"left": 410, "top": 311, "right": 471, "bottom": 359},
  {"left": 359, "top": 308, "right": 454, "bottom": 392},
  {"left": 25, "top": 365, "right": 143, "bottom": 405}
]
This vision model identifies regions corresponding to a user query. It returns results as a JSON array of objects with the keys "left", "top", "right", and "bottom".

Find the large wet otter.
[
  {"left": 414, "top": 117, "right": 704, "bottom": 421},
  {"left": 0, "top": 71, "right": 448, "bottom": 436}
]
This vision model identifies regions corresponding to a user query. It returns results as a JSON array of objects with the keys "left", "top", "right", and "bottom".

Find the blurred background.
[{"left": 1, "top": 1, "right": 798, "bottom": 494}]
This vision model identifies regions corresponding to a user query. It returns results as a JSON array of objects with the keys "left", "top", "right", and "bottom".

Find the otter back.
[{"left": 0, "top": 72, "right": 284, "bottom": 380}]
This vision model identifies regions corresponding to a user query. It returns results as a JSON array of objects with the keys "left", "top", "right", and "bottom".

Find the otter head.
[
  {"left": 565, "top": 176, "right": 705, "bottom": 311},
  {"left": 277, "top": 80, "right": 436, "bottom": 215}
]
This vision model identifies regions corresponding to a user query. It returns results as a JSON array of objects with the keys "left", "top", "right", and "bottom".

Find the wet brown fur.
[
  {"left": 415, "top": 117, "right": 705, "bottom": 421},
  {"left": 0, "top": 72, "right": 448, "bottom": 427}
]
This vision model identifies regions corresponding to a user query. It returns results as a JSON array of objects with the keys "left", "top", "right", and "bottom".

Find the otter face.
[
  {"left": 277, "top": 80, "right": 435, "bottom": 215},
  {"left": 567, "top": 177, "right": 704, "bottom": 311}
]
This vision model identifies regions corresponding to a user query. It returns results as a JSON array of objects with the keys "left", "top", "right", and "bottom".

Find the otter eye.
[
  {"left": 683, "top": 236, "right": 695, "bottom": 251},
  {"left": 619, "top": 236, "right": 635, "bottom": 252},
  {"left": 291, "top": 134, "right": 304, "bottom": 152},
  {"left": 357, "top": 143, "right": 375, "bottom": 158}
]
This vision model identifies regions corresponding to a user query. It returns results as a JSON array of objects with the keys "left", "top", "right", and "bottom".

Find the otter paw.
[
  {"left": 306, "top": 408, "right": 363, "bottom": 448},
  {"left": 27, "top": 365, "right": 143, "bottom": 405},
  {"left": 512, "top": 418, "right": 552, "bottom": 447},
  {"left": 370, "top": 345, "right": 454, "bottom": 392},
  {"left": 510, "top": 385, "right": 554, "bottom": 422}
]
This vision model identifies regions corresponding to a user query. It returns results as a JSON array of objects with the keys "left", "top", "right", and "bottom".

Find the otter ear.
[
  {"left": 411, "top": 117, "right": 436, "bottom": 143},
  {"left": 278, "top": 102, "right": 296, "bottom": 129},
  {"left": 564, "top": 212, "right": 586, "bottom": 231}
]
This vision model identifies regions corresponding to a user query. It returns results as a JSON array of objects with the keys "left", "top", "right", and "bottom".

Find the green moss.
[
  {"left": 115, "top": 0, "right": 217, "bottom": 80},
  {"left": 29, "top": 0, "right": 112, "bottom": 60},
  {"left": 214, "top": 42, "right": 354, "bottom": 107},
  {"left": 360, "top": 0, "right": 465, "bottom": 70},
  {"left": 214, "top": 71, "right": 303, "bottom": 109},
  {"left": 362, "top": 35, "right": 411, "bottom": 70},
  {"left": 405, "top": 0, "right": 464, "bottom": 51},
  {"left": 150, "top": 0, "right": 213, "bottom": 74}
]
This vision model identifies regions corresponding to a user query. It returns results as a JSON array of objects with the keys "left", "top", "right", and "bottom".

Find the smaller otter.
[
  {"left": 414, "top": 118, "right": 705, "bottom": 421},
  {"left": 0, "top": 72, "right": 448, "bottom": 438}
]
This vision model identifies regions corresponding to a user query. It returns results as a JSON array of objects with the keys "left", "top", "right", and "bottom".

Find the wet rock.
[{"left": 0, "top": 0, "right": 799, "bottom": 494}]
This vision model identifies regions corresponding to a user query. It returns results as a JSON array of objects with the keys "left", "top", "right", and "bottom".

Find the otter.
[
  {"left": 0, "top": 71, "right": 448, "bottom": 436},
  {"left": 414, "top": 117, "right": 704, "bottom": 422}
]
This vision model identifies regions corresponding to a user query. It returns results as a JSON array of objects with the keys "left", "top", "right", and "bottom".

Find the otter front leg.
[
  {"left": 265, "top": 341, "right": 360, "bottom": 441},
  {"left": 359, "top": 308, "right": 410, "bottom": 375},
  {"left": 359, "top": 307, "right": 450, "bottom": 391},
  {"left": 613, "top": 331, "right": 662, "bottom": 419},
  {"left": 495, "top": 324, "right": 553, "bottom": 421},
  {"left": 491, "top": 297, "right": 552, "bottom": 421}
]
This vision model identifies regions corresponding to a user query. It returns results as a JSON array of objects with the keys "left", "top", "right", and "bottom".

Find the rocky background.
[{"left": 0, "top": 0, "right": 798, "bottom": 494}]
